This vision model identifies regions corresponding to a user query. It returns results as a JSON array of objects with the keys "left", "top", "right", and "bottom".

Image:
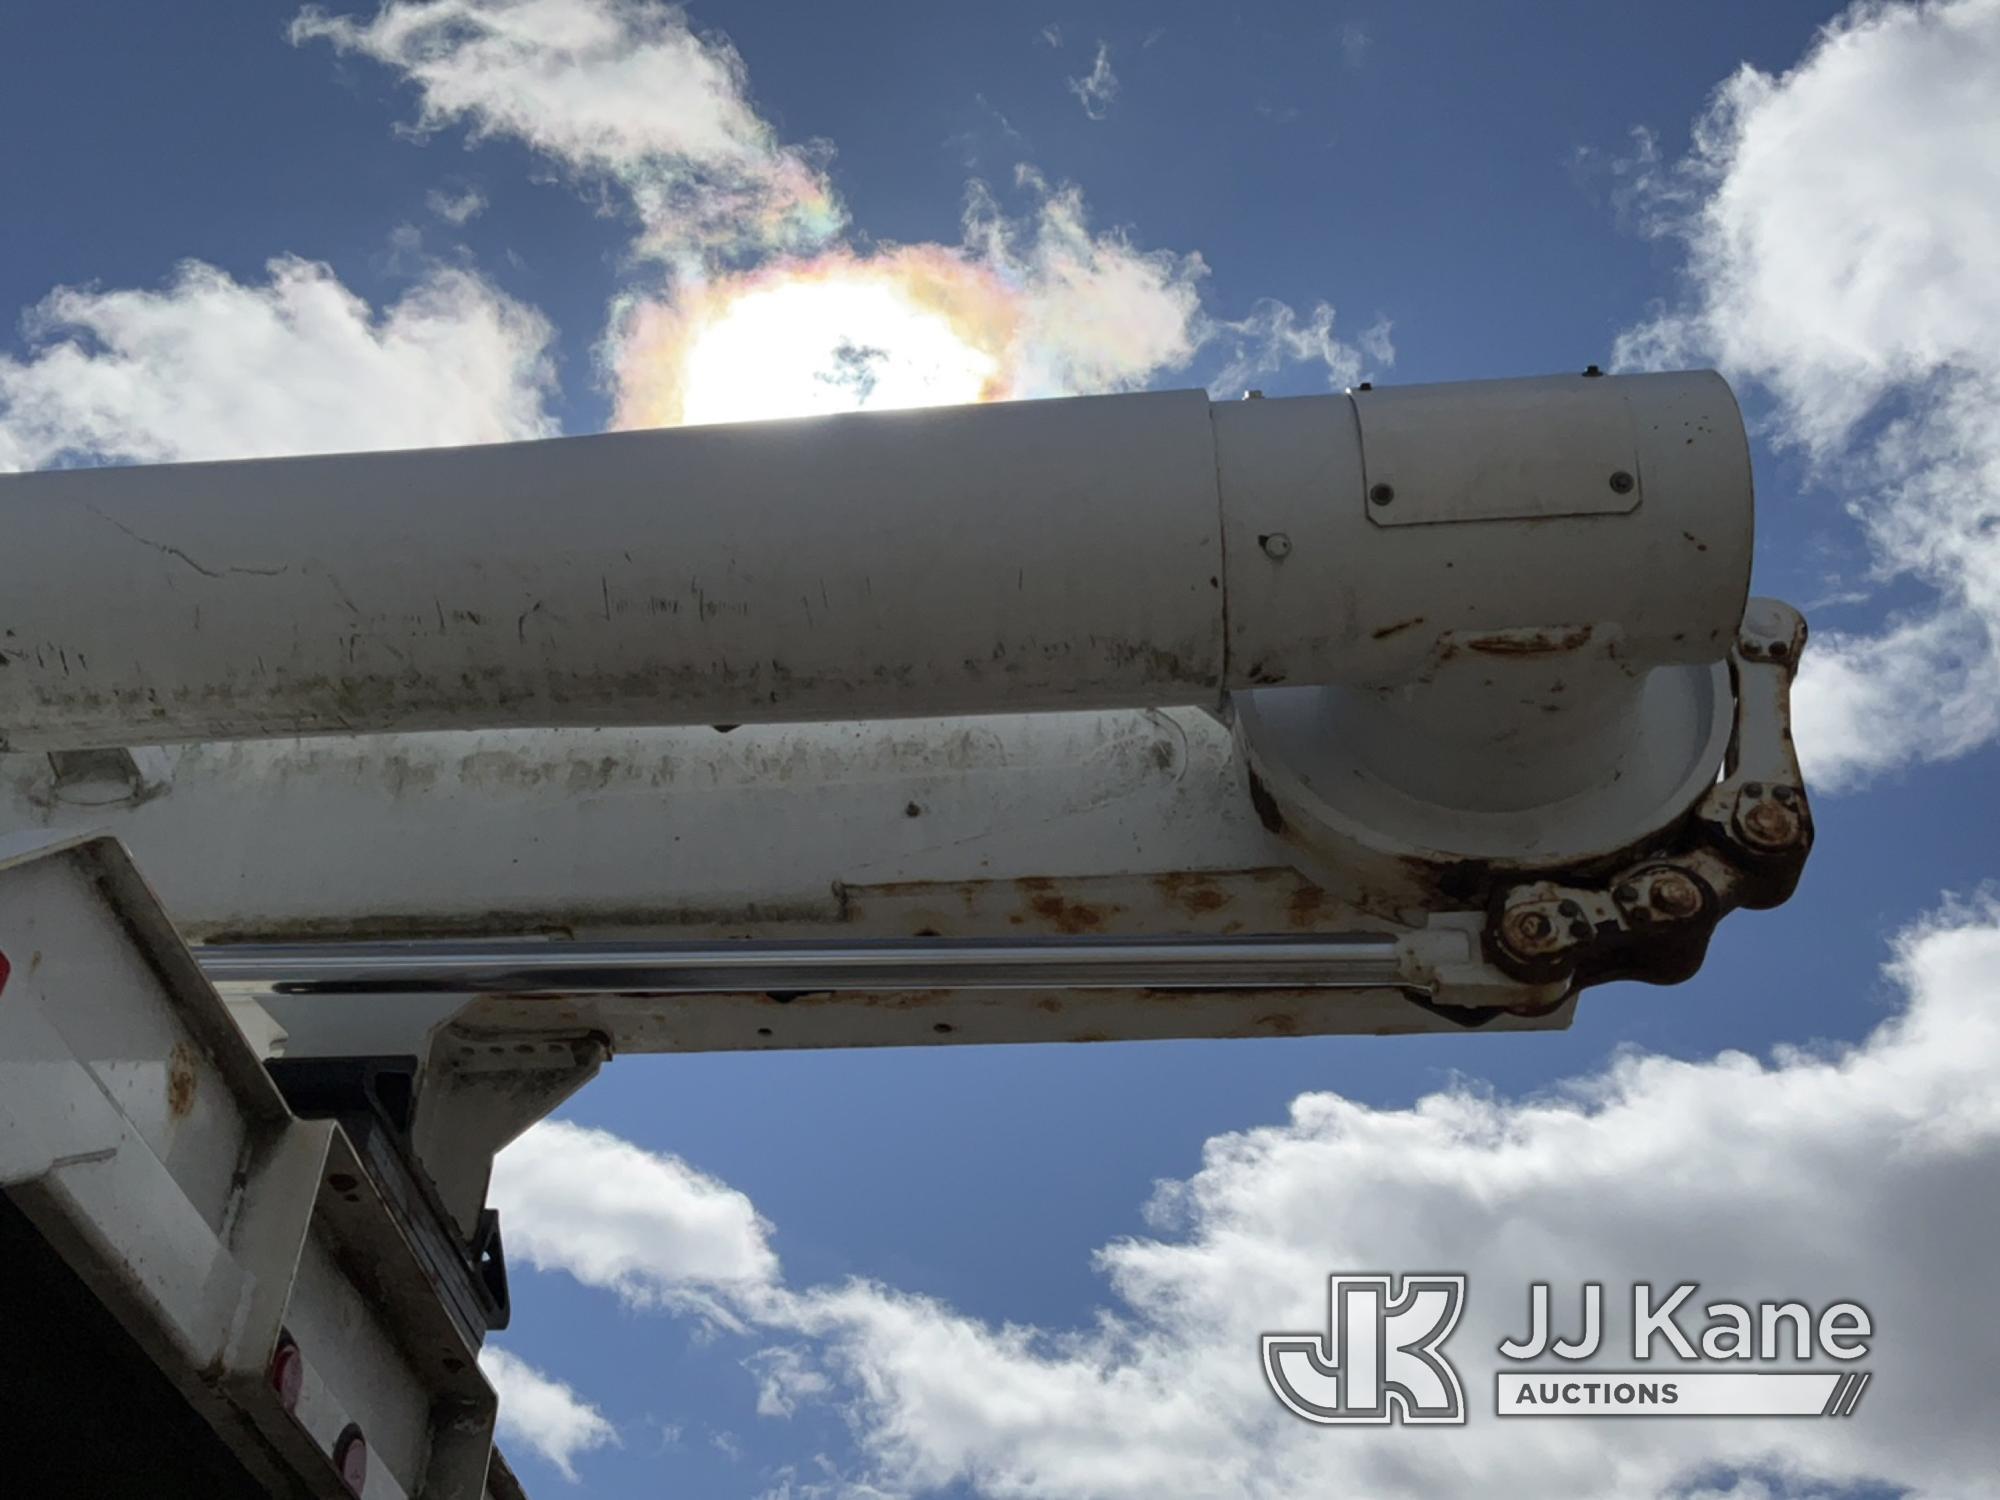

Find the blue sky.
[
  {"left": 4, "top": 2, "right": 1856, "bottom": 422},
  {"left": 4, "top": 3, "right": 1998, "bottom": 1497}
]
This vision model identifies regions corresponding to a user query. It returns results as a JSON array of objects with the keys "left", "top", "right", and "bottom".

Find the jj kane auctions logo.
[{"left": 1264, "top": 1276, "right": 1873, "bottom": 1424}]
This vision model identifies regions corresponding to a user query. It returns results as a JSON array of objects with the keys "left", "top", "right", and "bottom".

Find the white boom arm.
[
  {"left": 0, "top": 371, "right": 1809, "bottom": 1037},
  {"left": 0, "top": 374, "right": 1744, "bottom": 745},
  {"left": 0, "top": 373, "right": 1814, "bottom": 1495}
]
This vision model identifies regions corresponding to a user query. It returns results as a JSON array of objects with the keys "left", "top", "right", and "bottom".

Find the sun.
[
  {"left": 679, "top": 278, "right": 998, "bottom": 426},
  {"left": 612, "top": 251, "right": 1023, "bottom": 429}
]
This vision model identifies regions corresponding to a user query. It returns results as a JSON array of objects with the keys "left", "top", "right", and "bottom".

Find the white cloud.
[
  {"left": 760, "top": 896, "right": 2000, "bottom": 1498},
  {"left": 501, "top": 895, "right": 2000, "bottom": 1498},
  {"left": 746, "top": 1344, "right": 833, "bottom": 1418},
  {"left": 292, "top": 0, "right": 843, "bottom": 258},
  {"left": 0, "top": 256, "right": 555, "bottom": 470},
  {"left": 1337, "top": 22, "right": 1369, "bottom": 69},
  {"left": 1066, "top": 42, "right": 1119, "bottom": 121},
  {"left": 427, "top": 185, "right": 490, "bottom": 224},
  {"left": 1612, "top": 0, "right": 2000, "bottom": 790},
  {"left": 951, "top": 178, "right": 1388, "bottom": 404},
  {"left": 960, "top": 168, "right": 1205, "bottom": 396},
  {"left": 1204, "top": 298, "right": 1392, "bottom": 399},
  {"left": 755, "top": 1457, "right": 893, "bottom": 1500},
  {"left": 480, "top": 1345, "right": 618, "bottom": 1481},
  {"left": 488, "top": 1117, "right": 781, "bottom": 1329}
]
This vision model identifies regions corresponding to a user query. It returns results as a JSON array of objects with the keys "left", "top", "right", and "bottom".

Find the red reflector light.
[
  {"left": 267, "top": 1337, "right": 303, "bottom": 1414},
  {"left": 0, "top": 949, "right": 11, "bottom": 997},
  {"left": 334, "top": 1423, "right": 367, "bottom": 1494}
]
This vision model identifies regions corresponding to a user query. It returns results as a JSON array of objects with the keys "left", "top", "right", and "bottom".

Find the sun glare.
[{"left": 676, "top": 275, "right": 1002, "bottom": 426}]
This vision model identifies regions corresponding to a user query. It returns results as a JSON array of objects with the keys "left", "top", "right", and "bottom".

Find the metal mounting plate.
[{"left": 1357, "top": 375, "right": 1642, "bottom": 526}]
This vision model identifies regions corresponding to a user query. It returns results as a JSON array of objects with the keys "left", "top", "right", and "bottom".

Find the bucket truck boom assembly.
[{"left": 0, "top": 371, "right": 1812, "bottom": 1496}]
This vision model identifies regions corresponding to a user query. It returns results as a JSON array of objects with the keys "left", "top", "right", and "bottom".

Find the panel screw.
[
  {"left": 1260, "top": 532, "right": 1293, "bottom": 560},
  {"left": 1369, "top": 483, "right": 1395, "bottom": 505},
  {"left": 1609, "top": 470, "right": 1636, "bottom": 494}
]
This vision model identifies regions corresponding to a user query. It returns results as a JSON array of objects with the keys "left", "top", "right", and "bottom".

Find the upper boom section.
[{"left": 0, "top": 372, "right": 1748, "bottom": 750}]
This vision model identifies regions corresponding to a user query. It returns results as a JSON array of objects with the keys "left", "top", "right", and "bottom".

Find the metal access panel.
[
  {"left": 0, "top": 832, "right": 502, "bottom": 1499},
  {"left": 1355, "top": 373, "right": 1651, "bottom": 525}
]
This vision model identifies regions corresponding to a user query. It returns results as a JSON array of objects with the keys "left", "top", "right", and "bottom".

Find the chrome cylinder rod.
[{"left": 197, "top": 933, "right": 1409, "bottom": 998}]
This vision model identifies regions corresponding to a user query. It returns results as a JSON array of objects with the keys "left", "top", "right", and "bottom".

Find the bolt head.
[
  {"left": 1609, "top": 470, "right": 1636, "bottom": 495},
  {"left": 1369, "top": 483, "right": 1396, "bottom": 505},
  {"left": 1649, "top": 872, "right": 1704, "bottom": 919},
  {"left": 1260, "top": 532, "right": 1293, "bottom": 560},
  {"left": 1739, "top": 800, "right": 1802, "bottom": 850},
  {"left": 1500, "top": 906, "right": 1569, "bottom": 959}
]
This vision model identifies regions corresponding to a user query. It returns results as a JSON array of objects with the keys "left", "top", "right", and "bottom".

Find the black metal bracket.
[{"left": 264, "top": 1055, "right": 511, "bottom": 1343}]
